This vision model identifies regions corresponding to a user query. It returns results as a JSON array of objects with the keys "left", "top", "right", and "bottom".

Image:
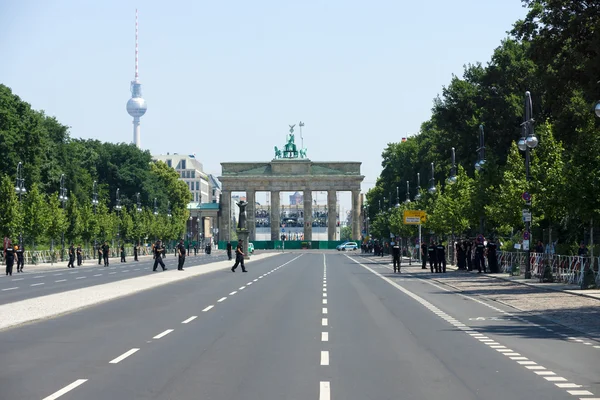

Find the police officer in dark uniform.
[
  {"left": 436, "top": 241, "right": 446, "bottom": 273},
  {"left": 391, "top": 238, "right": 401, "bottom": 273},
  {"left": 76, "top": 244, "right": 83, "bottom": 266},
  {"left": 226, "top": 241, "right": 233, "bottom": 260},
  {"left": 153, "top": 240, "right": 167, "bottom": 271},
  {"left": 97, "top": 245, "right": 103, "bottom": 265},
  {"left": 16, "top": 242, "right": 24, "bottom": 273},
  {"left": 120, "top": 244, "right": 126, "bottom": 263},
  {"left": 102, "top": 241, "right": 110, "bottom": 267},
  {"left": 231, "top": 239, "right": 247, "bottom": 272},
  {"left": 5, "top": 240, "right": 15, "bottom": 276},
  {"left": 465, "top": 239, "right": 473, "bottom": 271},
  {"left": 177, "top": 239, "right": 186, "bottom": 271},
  {"left": 487, "top": 237, "right": 498, "bottom": 273},
  {"left": 474, "top": 238, "right": 486, "bottom": 273},
  {"left": 67, "top": 243, "right": 75, "bottom": 268},
  {"left": 421, "top": 242, "right": 428, "bottom": 269},
  {"left": 134, "top": 242, "right": 139, "bottom": 261},
  {"left": 428, "top": 241, "right": 437, "bottom": 273}
]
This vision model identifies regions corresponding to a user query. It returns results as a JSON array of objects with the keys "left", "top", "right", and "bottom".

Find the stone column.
[
  {"left": 270, "top": 191, "right": 280, "bottom": 241},
  {"left": 352, "top": 190, "right": 361, "bottom": 241},
  {"left": 327, "top": 190, "right": 337, "bottom": 241},
  {"left": 304, "top": 189, "right": 313, "bottom": 241},
  {"left": 246, "top": 190, "right": 256, "bottom": 241},
  {"left": 219, "top": 190, "right": 231, "bottom": 242}
]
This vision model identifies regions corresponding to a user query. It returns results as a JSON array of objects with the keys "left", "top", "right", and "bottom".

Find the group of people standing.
[
  {"left": 3, "top": 240, "right": 24, "bottom": 276},
  {"left": 420, "top": 241, "right": 447, "bottom": 273},
  {"left": 455, "top": 237, "right": 498, "bottom": 273}
]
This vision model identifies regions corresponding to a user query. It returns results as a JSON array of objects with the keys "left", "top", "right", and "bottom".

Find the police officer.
[
  {"left": 134, "top": 242, "right": 139, "bottom": 261},
  {"left": 474, "top": 237, "right": 486, "bottom": 273},
  {"left": 421, "top": 242, "right": 428, "bottom": 269},
  {"left": 102, "top": 241, "right": 110, "bottom": 267},
  {"left": 97, "top": 245, "right": 103, "bottom": 265},
  {"left": 177, "top": 239, "right": 186, "bottom": 271},
  {"left": 487, "top": 237, "right": 498, "bottom": 273},
  {"left": 76, "top": 244, "right": 83, "bottom": 266},
  {"left": 153, "top": 240, "right": 167, "bottom": 271},
  {"left": 226, "top": 241, "right": 233, "bottom": 260},
  {"left": 464, "top": 239, "right": 473, "bottom": 271},
  {"left": 436, "top": 241, "right": 446, "bottom": 273},
  {"left": 231, "top": 239, "right": 247, "bottom": 272},
  {"left": 67, "top": 243, "right": 75, "bottom": 268},
  {"left": 391, "top": 238, "right": 401, "bottom": 273},
  {"left": 120, "top": 244, "right": 126, "bottom": 263},
  {"left": 5, "top": 240, "right": 15, "bottom": 276},
  {"left": 16, "top": 242, "right": 24, "bottom": 273},
  {"left": 428, "top": 241, "right": 437, "bottom": 273}
]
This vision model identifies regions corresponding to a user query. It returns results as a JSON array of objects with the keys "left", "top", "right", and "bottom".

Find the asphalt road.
[
  {"left": 0, "top": 253, "right": 228, "bottom": 305},
  {"left": 0, "top": 251, "right": 598, "bottom": 400}
]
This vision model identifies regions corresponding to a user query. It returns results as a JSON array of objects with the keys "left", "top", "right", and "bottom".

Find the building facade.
[{"left": 153, "top": 153, "right": 210, "bottom": 203}]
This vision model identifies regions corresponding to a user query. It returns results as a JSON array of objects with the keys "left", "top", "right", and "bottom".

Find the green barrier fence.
[{"left": 218, "top": 240, "right": 348, "bottom": 250}]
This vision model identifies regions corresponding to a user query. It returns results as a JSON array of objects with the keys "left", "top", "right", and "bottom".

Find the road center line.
[
  {"left": 229, "top": 291, "right": 237, "bottom": 295},
  {"left": 239, "top": 286, "right": 246, "bottom": 290},
  {"left": 75, "top": 276, "right": 86, "bottom": 280},
  {"left": 217, "top": 297, "right": 227, "bottom": 302},
  {"left": 182, "top": 316, "right": 197, "bottom": 324},
  {"left": 55, "top": 279, "right": 67, "bottom": 283},
  {"left": 30, "top": 283, "right": 45, "bottom": 286},
  {"left": 319, "top": 381, "right": 330, "bottom": 400},
  {"left": 323, "top": 299, "right": 327, "bottom": 304},
  {"left": 153, "top": 329, "right": 174, "bottom": 339},
  {"left": 321, "top": 332, "right": 329, "bottom": 342},
  {"left": 322, "top": 318, "right": 328, "bottom": 326},
  {"left": 42, "top": 379, "right": 88, "bottom": 400},
  {"left": 109, "top": 348, "right": 140, "bottom": 364},
  {"left": 93, "top": 274, "right": 102, "bottom": 277},
  {"left": 320, "top": 351, "right": 329, "bottom": 365},
  {"left": 2, "top": 287, "right": 18, "bottom": 291},
  {"left": 202, "top": 305, "right": 214, "bottom": 312},
  {"left": 322, "top": 308, "right": 328, "bottom": 314}
]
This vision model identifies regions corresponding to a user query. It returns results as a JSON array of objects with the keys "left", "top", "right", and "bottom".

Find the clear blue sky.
[{"left": 0, "top": 0, "right": 526, "bottom": 207}]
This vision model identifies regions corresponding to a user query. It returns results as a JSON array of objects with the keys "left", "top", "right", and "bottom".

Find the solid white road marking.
[
  {"left": 322, "top": 307, "right": 328, "bottom": 314},
  {"left": 182, "top": 316, "right": 197, "bottom": 324},
  {"left": 323, "top": 299, "right": 327, "bottom": 304},
  {"left": 2, "top": 287, "right": 18, "bottom": 291},
  {"left": 322, "top": 332, "right": 329, "bottom": 342},
  {"left": 202, "top": 305, "right": 214, "bottom": 312},
  {"left": 93, "top": 274, "right": 102, "bottom": 277},
  {"left": 322, "top": 318, "right": 328, "bottom": 326},
  {"left": 12, "top": 278, "right": 23, "bottom": 281},
  {"left": 75, "top": 276, "right": 86, "bottom": 280},
  {"left": 55, "top": 279, "right": 67, "bottom": 283},
  {"left": 319, "top": 381, "right": 330, "bottom": 400},
  {"left": 321, "top": 351, "right": 329, "bottom": 365},
  {"left": 229, "top": 291, "right": 237, "bottom": 295},
  {"left": 218, "top": 297, "right": 227, "bottom": 302},
  {"left": 109, "top": 272, "right": 116, "bottom": 275},
  {"left": 535, "top": 371, "right": 556, "bottom": 375},
  {"left": 30, "top": 283, "right": 45, "bottom": 286},
  {"left": 42, "top": 379, "right": 88, "bottom": 400},
  {"left": 567, "top": 390, "right": 593, "bottom": 395},
  {"left": 556, "top": 383, "right": 581, "bottom": 388},
  {"left": 239, "top": 286, "right": 246, "bottom": 290},
  {"left": 153, "top": 329, "right": 174, "bottom": 339},
  {"left": 109, "top": 348, "right": 140, "bottom": 364},
  {"left": 544, "top": 376, "right": 567, "bottom": 381}
]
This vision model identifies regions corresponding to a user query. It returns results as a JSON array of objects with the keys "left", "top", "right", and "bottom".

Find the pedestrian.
[
  {"left": 120, "top": 244, "right": 126, "bottom": 263},
  {"left": 456, "top": 241, "right": 466, "bottom": 270},
  {"left": 67, "top": 243, "right": 75, "bottom": 268},
  {"left": 428, "top": 241, "right": 437, "bottom": 273},
  {"left": 535, "top": 240, "right": 544, "bottom": 254},
  {"left": 465, "top": 239, "right": 473, "bottom": 271},
  {"left": 578, "top": 242, "right": 588, "bottom": 257},
  {"left": 421, "top": 242, "right": 428, "bottom": 269},
  {"left": 134, "top": 242, "right": 139, "bottom": 261},
  {"left": 97, "top": 245, "right": 103, "bottom": 265},
  {"left": 194, "top": 245, "right": 198, "bottom": 256},
  {"left": 487, "top": 237, "right": 498, "bottom": 273},
  {"left": 16, "top": 242, "right": 24, "bottom": 273},
  {"left": 474, "top": 238, "right": 486, "bottom": 273},
  {"left": 177, "top": 238, "right": 186, "bottom": 271},
  {"left": 4, "top": 240, "right": 15, "bottom": 276},
  {"left": 76, "top": 244, "right": 83, "bottom": 266},
  {"left": 152, "top": 240, "right": 167, "bottom": 271},
  {"left": 435, "top": 241, "right": 446, "bottom": 273},
  {"left": 231, "top": 239, "right": 247, "bottom": 272},
  {"left": 392, "top": 238, "right": 401, "bottom": 273},
  {"left": 226, "top": 241, "right": 233, "bottom": 260},
  {"left": 102, "top": 241, "right": 110, "bottom": 267}
]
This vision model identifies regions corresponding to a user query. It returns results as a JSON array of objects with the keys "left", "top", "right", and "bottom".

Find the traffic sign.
[
  {"left": 523, "top": 231, "right": 530, "bottom": 240},
  {"left": 522, "top": 192, "right": 531, "bottom": 202},
  {"left": 281, "top": 228, "right": 285, "bottom": 232},
  {"left": 404, "top": 210, "right": 427, "bottom": 225},
  {"left": 522, "top": 209, "right": 532, "bottom": 222}
]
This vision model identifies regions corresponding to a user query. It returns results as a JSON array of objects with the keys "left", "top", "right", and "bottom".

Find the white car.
[{"left": 337, "top": 242, "right": 358, "bottom": 251}]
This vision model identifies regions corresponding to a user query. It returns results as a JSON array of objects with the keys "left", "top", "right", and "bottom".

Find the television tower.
[{"left": 126, "top": 9, "right": 147, "bottom": 148}]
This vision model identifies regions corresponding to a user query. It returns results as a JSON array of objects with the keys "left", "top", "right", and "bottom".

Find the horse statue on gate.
[{"left": 274, "top": 146, "right": 282, "bottom": 159}]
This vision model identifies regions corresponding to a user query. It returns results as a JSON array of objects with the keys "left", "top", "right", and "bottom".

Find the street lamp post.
[
  {"left": 136, "top": 192, "right": 142, "bottom": 247},
  {"left": 59, "top": 174, "right": 68, "bottom": 261},
  {"left": 15, "top": 162, "right": 26, "bottom": 245},
  {"left": 518, "top": 91, "right": 538, "bottom": 279},
  {"left": 92, "top": 181, "right": 99, "bottom": 254},
  {"left": 415, "top": 173, "right": 422, "bottom": 201},
  {"left": 115, "top": 189, "right": 122, "bottom": 252},
  {"left": 395, "top": 187, "right": 400, "bottom": 208},
  {"left": 153, "top": 198, "right": 158, "bottom": 241},
  {"left": 475, "top": 125, "right": 486, "bottom": 234},
  {"left": 428, "top": 163, "right": 436, "bottom": 194},
  {"left": 447, "top": 148, "right": 457, "bottom": 184}
]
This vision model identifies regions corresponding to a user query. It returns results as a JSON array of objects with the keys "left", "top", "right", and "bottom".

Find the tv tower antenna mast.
[{"left": 126, "top": 9, "right": 147, "bottom": 148}]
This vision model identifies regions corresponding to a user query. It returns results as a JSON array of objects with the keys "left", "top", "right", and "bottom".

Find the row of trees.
[
  {"left": 0, "top": 84, "right": 192, "bottom": 249},
  {"left": 366, "top": 1, "right": 600, "bottom": 254}
]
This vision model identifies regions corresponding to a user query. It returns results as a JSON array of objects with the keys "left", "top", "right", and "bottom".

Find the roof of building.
[{"left": 187, "top": 202, "right": 220, "bottom": 210}]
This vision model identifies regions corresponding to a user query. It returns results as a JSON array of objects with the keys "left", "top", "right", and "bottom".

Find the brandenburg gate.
[{"left": 218, "top": 126, "right": 364, "bottom": 242}]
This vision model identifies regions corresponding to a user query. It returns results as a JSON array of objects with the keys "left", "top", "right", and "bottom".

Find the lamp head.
[
  {"left": 526, "top": 135, "right": 539, "bottom": 149},
  {"left": 517, "top": 137, "right": 527, "bottom": 151}
]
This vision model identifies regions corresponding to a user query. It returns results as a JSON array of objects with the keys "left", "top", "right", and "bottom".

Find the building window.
[
  {"left": 196, "top": 181, "right": 199, "bottom": 190},
  {"left": 181, "top": 160, "right": 186, "bottom": 169},
  {"left": 191, "top": 171, "right": 195, "bottom": 178},
  {"left": 167, "top": 159, "right": 172, "bottom": 168}
]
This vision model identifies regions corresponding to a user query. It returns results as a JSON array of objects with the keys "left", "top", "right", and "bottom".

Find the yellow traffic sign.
[{"left": 403, "top": 210, "right": 427, "bottom": 225}]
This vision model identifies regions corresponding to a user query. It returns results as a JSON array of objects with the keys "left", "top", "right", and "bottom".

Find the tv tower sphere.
[{"left": 127, "top": 96, "right": 147, "bottom": 118}]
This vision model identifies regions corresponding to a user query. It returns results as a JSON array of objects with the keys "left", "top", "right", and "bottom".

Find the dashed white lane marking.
[
  {"left": 182, "top": 316, "right": 197, "bottom": 324},
  {"left": 75, "top": 276, "right": 86, "bottom": 280},
  {"left": 202, "top": 305, "right": 214, "bottom": 312},
  {"left": 568, "top": 390, "right": 593, "bottom": 395},
  {"left": 322, "top": 332, "right": 329, "bottom": 342},
  {"left": 42, "top": 379, "right": 88, "bottom": 400},
  {"left": 34, "top": 275, "right": 44, "bottom": 278},
  {"left": 239, "top": 286, "right": 246, "bottom": 290},
  {"left": 247, "top": 282, "right": 253, "bottom": 285},
  {"left": 322, "top": 318, "right": 328, "bottom": 326},
  {"left": 109, "top": 272, "right": 116, "bottom": 275},
  {"left": 30, "top": 283, "right": 45, "bottom": 286},
  {"left": 11, "top": 278, "right": 24, "bottom": 281},
  {"left": 253, "top": 279, "right": 258, "bottom": 282},
  {"left": 93, "top": 274, "right": 102, "bottom": 277},
  {"left": 556, "top": 383, "right": 580, "bottom": 388},
  {"left": 323, "top": 299, "right": 327, "bottom": 304},
  {"left": 217, "top": 297, "right": 227, "bottom": 302},
  {"left": 2, "top": 287, "right": 18, "bottom": 291},
  {"left": 109, "top": 348, "right": 140, "bottom": 364},
  {"left": 122, "top": 270, "right": 129, "bottom": 272},
  {"left": 322, "top": 308, "right": 328, "bottom": 314},
  {"left": 229, "top": 291, "right": 237, "bottom": 295},
  {"left": 535, "top": 371, "right": 556, "bottom": 376},
  {"left": 526, "top": 366, "right": 546, "bottom": 370},
  {"left": 320, "top": 351, "right": 329, "bottom": 365},
  {"left": 53, "top": 273, "right": 63, "bottom": 276},
  {"left": 55, "top": 279, "right": 67, "bottom": 283},
  {"left": 68, "top": 271, "right": 78, "bottom": 274},
  {"left": 323, "top": 288, "right": 327, "bottom": 292},
  {"left": 323, "top": 293, "right": 327, "bottom": 297},
  {"left": 153, "top": 329, "right": 174, "bottom": 339},
  {"left": 544, "top": 376, "right": 567, "bottom": 381},
  {"left": 319, "top": 381, "right": 330, "bottom": 400}
]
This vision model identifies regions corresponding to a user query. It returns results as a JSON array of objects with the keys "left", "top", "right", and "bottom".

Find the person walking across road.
[
  {"left": 152, "top": 240, "right": 167, "bottom": 271},
  {"left": 226, "top": 241, "right": 233, "bottom": 261},
  {"left": 474, "top": 238, "right": 486, "bottom": 273},
  {"left": 67, "top": 243, "right": 75, "bottom": 268},
  {"left": 120, "top": 244, "right": 126, "bottom": 263},
  {"left": 428, "top": 241, "right": 437, "bottom": 273},
  {"left": 435, "top": 241, "right": 446, "bottom": 273},
  {"left": 177, "top": 239, "right": 186, "bottom": 271},
  {"left": 15, "top": 243, "right": 24, "bottom": 273},
  {"left": 4, "top": 240, "right": 15, "bottom": 276},
  {"left": 231, "top": 239, "right": 247, "bottom": 272},
  {"left": 97, "top": 245, "right": 103, "bottom": 265},
  {"left": 392, "top": 239, "right": 401, "bottom": 273},
  {"left": 102, "top": 241, "right": 110, "bottom": 267},
  {"left": 134, "top": 242, "right": 139, "bottom": 261},
  {"left": 487, "top": 237, "right": 498, "bottom": 273},
  {"left": 76, "top": 244, "right": 83, "bottom": 266}
]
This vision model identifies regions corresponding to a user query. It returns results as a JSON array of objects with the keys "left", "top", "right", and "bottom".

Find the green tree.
[
  {"left": 0, "top": 175, "right": 23, "bottom": 240},
  {"left": 119, "top": 207, "right": 134, "bottom": 244},
  {"left": 65, "top": 195, "right": 83, "bottom": 244},
  {"left": 46, "top": 193, "right": 67, "bottom": 251},
  {"left": 23, "top": 183, "right": 49, "bottom": 249},
  {"left": 340, "top": 226, "right": 352, "bottom": 241},
  {"left": 79, "top": 202, "right": 98, "bottom": 248}
]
